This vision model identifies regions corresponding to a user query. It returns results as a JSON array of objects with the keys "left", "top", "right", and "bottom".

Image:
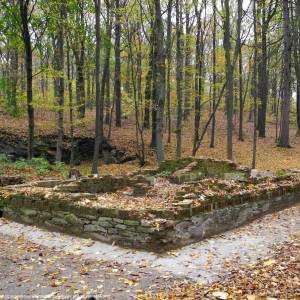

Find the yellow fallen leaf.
[
  {"left": 155, "top": 223, "right": 160, "bottom": 231},
  {"left": 264, "top": 259, "right": 276, "bottom": 266},
  {"left": 247, "top": 295, "right": 257, "bottom": 300},
  {"left": 212, "top": 291, "right": 228, "bottom": 300},
  {"left": 122, "top": 278, "right": 137, "bottom": 286},
  {"left": 167, "top": 251, "right": 179, "bottom": 257},
  {"left": 80, "top": 267, "right": 89, "bottom": 275}
]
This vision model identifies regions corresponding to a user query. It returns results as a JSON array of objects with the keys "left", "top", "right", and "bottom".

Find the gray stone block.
[
  {"left": 64, "top": 213, "right": 83, "bottom": 225},
  {"left": 115, "top": 224, "right": 127, "bottom": 230},
  {"left": 123, "top": 220, "right": 140, "bottom": 226},
  {"left": 84, "top": 224, "right": 107, "bottom": 233},
  {"left": 50, "top": 217, "right": 68, "bottom": 226},
  {"left": 20, "top": 208, "right": 37, "bottom": 217}
]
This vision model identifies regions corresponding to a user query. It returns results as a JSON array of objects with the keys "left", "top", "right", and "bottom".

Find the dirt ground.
[
  {"left": 0, "top": 204, "right": 300, "bottom": 299},
  {"left": 1, "top": 108, "right": 300, "bottom": 172}
]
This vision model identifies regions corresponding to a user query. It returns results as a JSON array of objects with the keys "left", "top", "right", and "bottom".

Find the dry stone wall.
[{"left": 1, "top": 176, "right": 300, "bottom": 250}]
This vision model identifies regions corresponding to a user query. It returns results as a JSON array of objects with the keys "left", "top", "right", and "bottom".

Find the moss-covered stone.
[{"left": 64, "top": 213, "right": 83, "bottom": 225}]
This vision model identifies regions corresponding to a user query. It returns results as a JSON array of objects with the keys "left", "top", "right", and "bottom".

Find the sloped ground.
[
  {"left": 0, "top": 204, "right": 300, "bottom": 299},
  {"left": 2, "top": 108, "right": 300, "bottom": 172}
]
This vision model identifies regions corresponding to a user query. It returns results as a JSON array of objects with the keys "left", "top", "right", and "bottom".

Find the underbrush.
[{"left": 0, "top": 154, "right": 68, "bottom": 179}]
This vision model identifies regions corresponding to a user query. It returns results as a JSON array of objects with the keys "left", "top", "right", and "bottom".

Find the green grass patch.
[{"left": 0, "top": 154, "right": 68, "bottom": 177}]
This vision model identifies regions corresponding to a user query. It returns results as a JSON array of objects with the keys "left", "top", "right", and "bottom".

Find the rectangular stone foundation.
[{"left": 1, "top": 187, "right": 300, "bottom": 251}]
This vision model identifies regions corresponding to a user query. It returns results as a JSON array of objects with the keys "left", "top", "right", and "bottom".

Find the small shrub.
[
  {"left": 0, "top": 154, "right": 11, "bottom": 175},
  {"left": 53, "top": 161, "right": 68, "bottom": 178},
  {"left": 14, "top": 157, "right": 51, "bottom": 174},
  {"left": 275, "top": 169, "right": 287, "bottom": 177},
  {"left": 156, "top": 170, "right": 172, "bottom": 177},
  {"left": 30, "top": 158, "right": 51, "bottom": 173}
]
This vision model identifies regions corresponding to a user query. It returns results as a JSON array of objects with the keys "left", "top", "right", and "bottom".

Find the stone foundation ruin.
[{"left": 1, "top": 157, "right": 300, "bottom": 251}]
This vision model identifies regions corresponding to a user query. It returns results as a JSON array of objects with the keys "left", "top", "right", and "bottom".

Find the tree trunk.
[
  {"left": 237, "top": 0, "right": 244, "bottom": 141},
  {"left": 183, "top": 0, "right": 192, "bottom": 121},
  {"left": 154, "top": 0, "right": 166, "bottom": 162},
  {"left": 150, "top": 31, "right": 158, "bottom": 148},
  {"left": 144, "top": 39, "right": 153, "bottom": 129},
  {"left": 67, "top": 40, "right": 75, "bottom": 167},
  {"left": 257, "top": 0, "right": 268, "bottom": 138},
  {"left": 175, "top": 0, "right": 183, "bottom": 158},
  {"left": 92, "top": 0, "right": 102, "bottom": 174},
  {"left": 224, "top": 0, "right": 234, "bottom": 160},
  {"left": 278, "top": 0, "right": 292, "bottom": 148},
  {"left": 192, "top": 4, "right": 204, "bottom": 156},
  {"left": 20, "top": 0, "right": 34, "bottom": 160},
  {"left": 114, "top": 0, "right": 122, "bottom": 127},
  {"left": 75, "top": 44, "right": 85, "bottom": 119},
  {"left": 53, "top": 0, "right": 65, "bottom": 162},
  {"left": 252, "top": 0, "right": 258, "bottom": 169},
  {"left": 210, "top": 0, "right": 217, "bottom": 148},
  {"left": 8, "top": 47, "right": 18, "bottom": 116},
  {"left": 104, "top": 0, "right": 112, "bottom": 125},
  {"left": 73, "top": 4, "right": 86, "bottom": 119},
  {"left": 295, "top": 0, "right": 300, "bottom": 134},
  {"left": 166, "top": 0, "right": 173, "bottom": 143}
]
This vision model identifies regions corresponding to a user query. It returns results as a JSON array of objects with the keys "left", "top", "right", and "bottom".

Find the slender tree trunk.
[
  {"left": 210, "top": 0, "right": 217, "bottom": 148},
  {"left": 192, "top": 4, "right": 204, "bottom": 156},
  {"left": 150, "top": 31, "right": 158, "bottom": 148},
  {"left": 20, "top": 0, "right": 34, "bottom": 160},
  {"left": 278, "top": 0, "right": 292, "bottom": 148},
  {"left": 74, "top": 5, "right": 86, "bottom": 119},
  {"left": 54, "top": 0, "right": 65, "bottom": 162},
  {"left": 224, "top": 0, "right": 234, "bottom": 160},
  {"left": 75, "top": 46, "right": 85, "bottom": 118},
  {"left": 252, "top": 0, "right": 258, "bottom": 169},
  {"left": 238, "top": 0, "right": 244, "bottom": 141},
  {"left": 295, "top": 0, "right": 300, "bottom": 134},
  {"left": 257, "top": 0, "right": 268, "bottom": 138},
  {"left": 86, "top": 68, "right": 91, "bottom": 109},
  {"left": 166, "top": 0, "right": 173, "bottom": 143},
  {"left": 175, "top": 0, "right": 183, "bottom": 158},
  {"left": 9, "top": 47, "right": 18, "bottom": 116},
  {"left": 114, "top": 0, "right": 122, "bottom": 127},
  {"left": 104, "top": 0, "right": 112, "bottom": 125},
  {"left": 144, "top": 39, "right": 153, "bottom": 129},
  {"left": 67, "top": 40, "right": 75, "bottom": 167},
  {"left": 183, "top": 0, "right": 192, "bottom": 121},
  {"left": 92, "top": 0, "right": 102, "bottom": 174},
  {"left": 154, "top": 0, "right": 166, "bottom": 162}
]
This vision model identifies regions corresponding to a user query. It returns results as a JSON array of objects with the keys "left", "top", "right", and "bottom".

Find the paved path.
[{"left": 1, "top": 204, "right": 300, "bottom": 299}]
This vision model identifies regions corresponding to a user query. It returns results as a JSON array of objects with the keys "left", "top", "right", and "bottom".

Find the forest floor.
[
  {"left": 0, "top": 204, "right": 299, "bottom": 299},
  {"left": 1, "top": 109, "right": 300, "bottom": 299},
  {"left": 1, "top": 108, "right": 300, "bottom": 174}
]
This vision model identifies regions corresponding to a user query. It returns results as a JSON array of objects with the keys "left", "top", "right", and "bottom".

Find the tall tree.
[
  {"left": 210, "top": 0, "right": 217, "bottom": 148},
  {"left": 183, "top": 0, "right": 192, "bottom": 120},
  {"left": 223, "top": 0, "right": 234, "bottom": 160},
  {"left": 114, "top": 0, "right": 122, "bottom": 127},
  {"left": 175, "top": 0, "right": 183, "bottom": 158},
  {"left": 154, "top": 0, "right": 166, "bottom": 162},
  {"left": 252, "top": 0, "right": 258, "bottom": 169},
  {"left": 257, "top": 0, "right": 278, "bottom": 138},
  {"left": 53, "top": 0, "right": 66, "bottom": 162},
  {"left": 92, "top": 0, "right": 102, "bottom": 174},
  {"left": 294, "top": 0, "right": 300, "bottom": 135},
  {"left": 104, "top": 0, "right": 113, "bottom": 125},
  {"left": 278, "top": 0, "right": 292, "bottom": 148},
  {"left": 73, "top": 1, "right": 86, "bottom": 119},
  {"left": 19, "top": 0, "right": 34, "bottom": 159},
  {"left": 237, "top": 0, "right": 244, "bottom": 141}
]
